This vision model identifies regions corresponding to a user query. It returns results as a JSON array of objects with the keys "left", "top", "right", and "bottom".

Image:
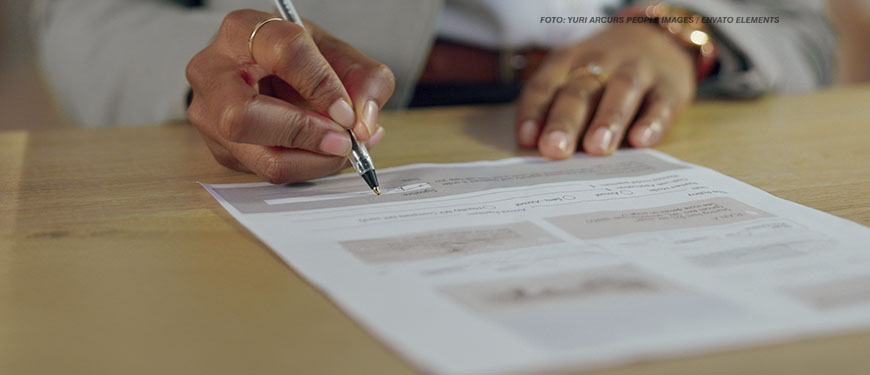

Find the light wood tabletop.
[{"left": 2, "top": 84, "right": 869, "bottom": 375}]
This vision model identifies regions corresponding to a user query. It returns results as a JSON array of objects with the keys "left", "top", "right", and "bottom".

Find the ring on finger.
[
  {"left": 568, "top": 63, "right": 607, "bottom": 87},
  {"left": 248, "top": 17, "right": 284, "bottom": 63}
]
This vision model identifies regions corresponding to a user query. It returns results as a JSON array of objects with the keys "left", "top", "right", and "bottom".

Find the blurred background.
[
  {"left": 0, "top": 0, "right": 68, "bottom": 130},
  {"left": 1, "top": 0, "right": 868, "bottom": 131}
]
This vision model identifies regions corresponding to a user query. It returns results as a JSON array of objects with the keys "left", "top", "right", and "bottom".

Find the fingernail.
[
  {"left": 367, "top": 126, "right": 385, "bottom": 147},
  {"left": 519, "top": 120, "right": 538, "bottom": 145},
  {"left": 353, "top": 121, "right": 370, "bottom": 140},
  {"left": 590, "top": 127, "right": 614, "bottom": 154},
  {"left": 363, "top": 100, "right": 379, "bottom": 136},
  {"left": 638, "top": 121, "right": 663, "bottom": 146},
  {"left": 638, "top": 127, "right": 656, "bottom": 146},
  {"left": 328, "top": 99, "right": 356, "bottom": 128},
  {"left": 546, "top": 130, "right": 570, "bottom": 155},
  {"left": 319, "top": 132, "right": 351, "bottom": 156}
]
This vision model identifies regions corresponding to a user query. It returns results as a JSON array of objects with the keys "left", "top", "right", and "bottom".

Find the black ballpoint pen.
[
  {"left": 273, "top": 0, "right": 381, "bottom": 195},
  {"left": 348, "top": 134, "right": 380, "bottom": 195}
]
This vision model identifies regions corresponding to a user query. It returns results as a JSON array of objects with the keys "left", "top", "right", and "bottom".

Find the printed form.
[{"left": 202, "top": 149, "right": 870, "bottom": 374}]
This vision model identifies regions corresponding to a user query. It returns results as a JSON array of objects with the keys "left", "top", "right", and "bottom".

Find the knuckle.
[
  {"left": 214, "top": 154, "right": 235, "bottom": 169},
  {"left": 283, "top": 112, "right": 313, "bottom": 148},
  {"left": 561, "top": 82, "right": 593, "bottom": 101},
  {"left": 550, "top": 48, "right": 576, "bottom": 62},
  {"left": 185, "top": 100, "right": 202, "bottom": 125},
  {"left": 595, "top": 109, "right": 627, "bottom": 128},
  {"left": 223, "top": 9, "right": 249, "bottom": 28},
  {"left": 609, "top": 73, "right": 639, "bottom": 90},
  {"left": 370, "top": 63, "right": 396, "bottom": 94},
  {"left": 185, "top": 52, "right": 225, "bottom": 96},
  {"left": 185, "top": 52, "right": 209, "bottom": 85},
  {"left": 185, "top": 55, "right": 200, "bottom": 84},
  {"left": 218, "top": 103, "right": 248, "bottom": 142},
  {"left": 546, "top": 118, "right": 575, "bottom": 131},
  {"left": 218, "top": 10, "right": 251, "bottom": 40},
  {"left": 619, "top": 58, "right": 643, "bottom": 72},
  {"left": 211, "top": 149, "right": 237, "bottom": 170},
  {"left": 201, "top": 137, "right": 240, "bottom": 171},
  {"left": 275, "top": 30, "right": 307, "bottom": 59},
  {"left": 310, "top": 71, "right": 341, "bottom": 102},
  {"left": 341, "top": 62, "right": 365, "bottom": 79},
  {"left": 298, "top": 64, "right": 341, "bottom": 102},
  {"left": 272, "top": 31, "right": 308, "bottom": 72},
  {"left": 525, "top": 78, "right": 556, "bottom": 96},
  {"left": 274, "top": 34, "right": 342, "bottom": 102}
]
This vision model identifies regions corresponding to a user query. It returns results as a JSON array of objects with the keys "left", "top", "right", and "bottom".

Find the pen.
[{"left": 273, "top": 0, "right": 381, "bottom": 195}]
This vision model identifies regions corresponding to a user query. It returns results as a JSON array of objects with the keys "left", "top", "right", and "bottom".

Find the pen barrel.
[
  {"left": 347, "top": 131, "right": 375, "bottom": 174},
  {"left": 275, "top": 0, "right": 305, "bottom": 28}
]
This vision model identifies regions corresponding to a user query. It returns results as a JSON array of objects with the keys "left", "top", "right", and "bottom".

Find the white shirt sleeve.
[
  {"left": 33, "top": 0, "right": 227, "bottom": 127},
  {"left": 437, "top": 0, "right": 619, "bottom": 49}
]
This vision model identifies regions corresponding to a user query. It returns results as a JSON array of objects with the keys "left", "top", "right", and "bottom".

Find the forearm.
[{"left": 33, "top": 0, "right": 224, "bottom": 127}]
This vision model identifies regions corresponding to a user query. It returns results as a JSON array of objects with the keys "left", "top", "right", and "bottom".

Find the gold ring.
[
  {"left": 568, "top": 63, "right": 607, "bottom": 86},
  {"left": 248, "top": 17, "right": 284, "bottom": 63}
]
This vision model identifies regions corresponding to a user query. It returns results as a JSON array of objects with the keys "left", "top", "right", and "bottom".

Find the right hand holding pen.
[{"left": 186, "top": 10, "right": 395, "bottom": 184}]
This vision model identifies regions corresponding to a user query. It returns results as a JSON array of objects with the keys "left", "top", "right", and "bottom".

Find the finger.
[
  {"left": 224, "top": 10, "right": 356, "bottom": 129},
  {"left": 263, "top": 75, "right": 307, "bottom": 108},
  {"left": 192, "top": 66, "right": 353, "bottom": 156},
  {"left": 221, "top": 93, "right": 353, "bottom": 155},
  {"left": 514, "top": 51, "right": 576, "bottom": 148},
  {"left": 196, "top": 129, "right": 244, "bottom": 171},
  {"left": 187, "top": 53, "right": 351, "bottom": 156},
  {"left": 367, "top": 125, "right": 385, "bottom": 148},
  {"left": 536, "top": 72, "right": 605, "bottom": 159},
  {"left": 311, "top": 24, "right": 396, "bottom": 140},
  {"left": 226, "top": 142, "right": 349, "bottom": 184},
  {"left": 627, "top": 86, "right": 681, "bottom": 148},
  {"left": 582, "top": 60, "right": 655, "bottom": 156}
]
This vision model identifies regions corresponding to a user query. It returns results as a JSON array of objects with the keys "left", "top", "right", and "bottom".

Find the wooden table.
[{"left": 2, "top": 84, "right": 869, "bottom": 375}]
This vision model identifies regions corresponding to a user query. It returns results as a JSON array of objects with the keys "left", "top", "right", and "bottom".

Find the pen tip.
[{"left": 373, "top": 187, "right": 381, "bottom": 195}]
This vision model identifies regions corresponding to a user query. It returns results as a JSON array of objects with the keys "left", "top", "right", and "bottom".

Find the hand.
[
  {"left": 515, "top": 23, "right": 696, "bottom": 158},
  {"left": 186, "top": 10, "right": 395, "bottom": 183}
]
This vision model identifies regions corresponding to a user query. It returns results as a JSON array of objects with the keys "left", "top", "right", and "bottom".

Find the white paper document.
[{"left": 201, "top": 149, "right": 870, "bottom": 374}]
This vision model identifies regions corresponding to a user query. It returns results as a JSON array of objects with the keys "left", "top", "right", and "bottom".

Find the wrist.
[{"left": 615, "top": 3, "right": 719, "bottom": 81}]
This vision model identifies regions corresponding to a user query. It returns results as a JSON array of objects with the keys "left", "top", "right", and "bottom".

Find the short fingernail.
[
  {"left": 329, "top": 99, "right": 356, "bottom": 128},
  {"left": 363, "top": 100, "right": 379, "bottom": 136},
  {"left": 545, "top": 130, "right": 570, "bottom": 155},
  {"left": 590, "top": 127, "right": 614, "bottom": 154},
  {"left": 519, "top": 120, "right": 538, "bottom": 145},
  {"left": 367, "top": 126, "right": 385, "bottom": 147},
  {"left": 638, "top": 121, "right": 663, "bottom": 146},
  {"left": 352, "top": 121, "right": 369, "bottom": 140},
  {"left": 638, "top": 127, "right": 656, "bottom": 146},
  {"left": 319, "top": 132, "right": 351, "bottom": 156}
]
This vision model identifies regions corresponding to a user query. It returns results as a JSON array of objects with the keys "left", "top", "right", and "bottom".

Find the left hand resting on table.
[{"left": 514, "top": 23, "right": 696, "bottom": 158}]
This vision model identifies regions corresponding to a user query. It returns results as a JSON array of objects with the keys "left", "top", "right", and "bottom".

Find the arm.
[
  {"left": 512, "top": 0, "right": 836, "bottom": 161},
  {"left": 35, "top": 1, "right": 398, "bottom": 183},
  {"left": 659, "top": 0, "right": 836, "bottom": 96},
  {"left": 32, "top": 0, "right": 226, "bottom": 127}
]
